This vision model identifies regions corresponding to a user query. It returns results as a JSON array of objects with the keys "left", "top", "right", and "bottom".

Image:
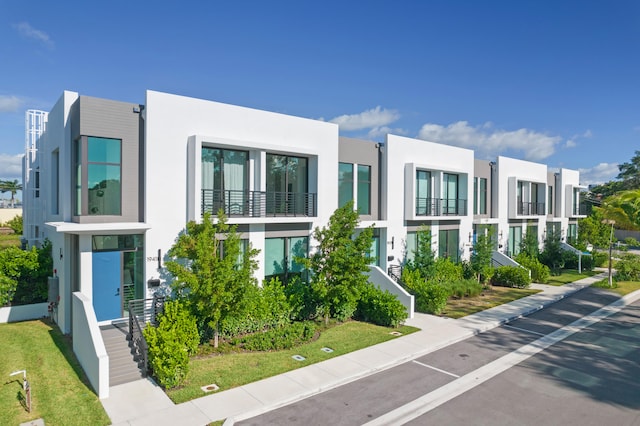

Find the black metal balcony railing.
[
  {"left": 415, "top": 198, "right": 467, "bottom": 216},
  {"left": 517, "top": 202, "right": 546, "bottom": 216},
  {"left": 202, "top": 189, "right": 317, "bottom": 218}
]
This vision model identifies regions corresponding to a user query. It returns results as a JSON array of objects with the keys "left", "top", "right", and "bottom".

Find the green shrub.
[
  {"left": 285, "top": 277, "right": 320, "bottom": 321},
  {"left": 445, "top": 279, "right": 483, "bottom": 298},
  {"left": 561, "top": 251, "right": 579, "bottom": 270},
  {"left": 355, "top": 284, "right": 408, "bottom": 327},
  {"left": 491, "top": 266, "right": 532, "bottom": 288},
  {"left": 230, "top": 321, "right": 316, "bottom": 351},
  {"left": 431, "top": 257, "right": 463, "bottom": 283},
  {"left": 6, "top": 215, "right": 22, "bottom": 235},
  {"left": 592, "top": 250, "right": 609, "bottom": 268},
  {"left": 614, "top": 253, "right": 640, "bottom": 281},
  {"left": 0, "top": 241, "right": 51, "bottom": 306},
  {"left": 221, "top": 278, "right": 293, "bottom": 337},
  {"left": 515, "top": 254, "right": 550, "bottom": 283},
  {"left": 402, "top": 269, "right": 448, "bottom": 315},
  {"left": 624, "top": 237, "right": 639, "bottom": 247},
  {"left": 144, "top": 300, "right": 199, "bottom": 389}
]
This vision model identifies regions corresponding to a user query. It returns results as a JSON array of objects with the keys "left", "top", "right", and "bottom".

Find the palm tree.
[
  {"left": 0, "top": 179, "right": 22, "bottom": 208},
  {"left": 598, "top": 189, "right": 640, "bottom": 231}
]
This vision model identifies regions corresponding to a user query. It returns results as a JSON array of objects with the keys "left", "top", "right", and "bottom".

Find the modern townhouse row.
[{"left": 22, "top": 90, "right": 586, "bottom": 382}]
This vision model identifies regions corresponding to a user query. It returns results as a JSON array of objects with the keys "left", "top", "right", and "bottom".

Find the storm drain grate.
[
  {"left": 292, "top": 355, "right": 306, "bottom": 361},
  {"left": 320, "top": 347, "right": 334, "bottom": 353},
  {"left": 201, "top": 383, "right": 220, "bottom": 393}
]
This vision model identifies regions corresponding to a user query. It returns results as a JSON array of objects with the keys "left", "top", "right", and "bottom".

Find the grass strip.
[
  {"left": 591, "top": 279, "right": 640, "bottom": 296},
  {"left": 442, "top": 286, "right": 541, "bottom": 319},
  {"left": 545, "top": 269, "right": 596, "bottom": 286},
  {"left": 168, "top": 321, "right": 418, "bottom": 404},
  {"left": 0, "top": 320, "right": 110, "bottom": 426}
]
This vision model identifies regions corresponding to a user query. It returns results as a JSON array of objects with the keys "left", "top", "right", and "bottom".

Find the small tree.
[
  {"left": 519, "top": 230, "right": 540, "bottom": 259},
  {"left": 405, "top": 226, "right": 435, "bottom": 276},
  {"left": 166, "top": 211, "right": 258, "bottom": 347},
  {"left": 540, "top": 228, "right": 564, "bottom": 274},
  {"left": 470, "top": 233, "right": 494, "bottom": 284},
  {"left": 5, "top": 215, "right": 22, "bottom": 235},
  {"left": 301, "top": 201, "right": 373, "bottom": 324}
]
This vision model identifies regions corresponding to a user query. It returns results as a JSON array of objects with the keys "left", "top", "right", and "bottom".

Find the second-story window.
[
  {"left": 75, "top": 136, "right": 122, "bottom": 216},
  {"left": 267, "top": 154, "right": 308, "bottom": 215},
  {"left": 416, "top": 170, "right": 431, "bottom": 215},
  {"left": 443, "top": 173, "right": 459, "bottom": 215},
  {"left": 357, "top": 165, "right": 371, "bottom": 215},
  {"left": 338, "top": 162, "right": 354, "bottom": 208},
  {"left": 548, "top": 186, "right": 553, "bottom": 215},
  {"left": 201, "top": 147, "right": 248, "bottom": 215},
  {"left": 474, "top": 177, "right": 487, "bottom": 215}
]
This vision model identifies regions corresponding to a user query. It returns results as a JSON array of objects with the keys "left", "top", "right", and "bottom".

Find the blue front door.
[{"left": 92, "top": 251, "right": 122, "bottom": 321}]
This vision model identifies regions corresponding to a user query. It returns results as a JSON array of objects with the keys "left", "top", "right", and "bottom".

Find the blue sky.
[{"left": 1, "top": 0, "right": 639, "bottom": 196}]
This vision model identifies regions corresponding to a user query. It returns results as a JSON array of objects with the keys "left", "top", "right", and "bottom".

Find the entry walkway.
[{"left": 104, "top": 273, "right": 634, "bottom": 426}]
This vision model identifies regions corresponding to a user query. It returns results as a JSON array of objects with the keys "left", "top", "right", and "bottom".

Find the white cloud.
[
  {"left": 417, "top": 121, "right": 563, "bottom": 161},
  {"left": 578, "top": 163, "right": 619, "bottom": 186},
  {"left": 329, "top": 106, "right": 400, "bottom": 131},
  {"left": 14, "top": 22, "right": 54, "bottom": 48},
  {"left": 0, "top": 154, "right": 24, "bottom": 179},
  {"left": 0, "top": 95, "right": 26, "bottom": 113},
  {"left": 564, "top": 140, "right": 577, "bottom": 148},
  {"left": 367, "top": 126, "right": 408, "bottom": 140}
]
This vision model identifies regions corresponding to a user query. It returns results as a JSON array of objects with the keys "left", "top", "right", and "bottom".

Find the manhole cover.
[
  {"left": 321, "top": 347, "right": 334, "bottom": 353},
  {"left": 390, "top": 331, "right": 403, "bottom": 336},
  {"left": 292, "top": 355, "right": 306, "bottom": 361}
]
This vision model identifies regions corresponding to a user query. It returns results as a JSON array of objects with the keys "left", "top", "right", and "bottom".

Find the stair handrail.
[{"left": 128, "top": 295, "right": 165, "bottom": 377}]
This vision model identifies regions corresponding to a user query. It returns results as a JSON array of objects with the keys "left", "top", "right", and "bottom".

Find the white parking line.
[
  {"left": 412, "top": 360, "right": 460, "bottom": 378},
  {"left": 502, "top": 324, "right": 546, "bottom": 337},
  {"left": 364, "top": 295, "right": 639, "bottom": 426}
]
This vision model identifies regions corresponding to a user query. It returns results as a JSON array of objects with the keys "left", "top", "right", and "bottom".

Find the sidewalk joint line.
[
  {"left": 412, "top": 360, "right": 460, "bottom": 378},
  {"left": 502, "top": 324, "right": 547, "bottom": 337}
]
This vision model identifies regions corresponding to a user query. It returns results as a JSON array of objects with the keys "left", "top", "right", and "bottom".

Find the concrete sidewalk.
[{"left": 104, "top": 273, "right": 615, "bottom": 426}]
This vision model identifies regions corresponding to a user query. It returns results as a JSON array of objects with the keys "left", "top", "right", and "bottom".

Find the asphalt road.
[{"left": 238, "top": 288, "right": 640, "bottom": 426}]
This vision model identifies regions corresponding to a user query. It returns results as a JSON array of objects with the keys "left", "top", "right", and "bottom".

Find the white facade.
[
  {"left": 383, "top": 134, "right": 475, "bottom": 266},
  {"left": 143, "top": 90, "right": 338, "bottom": 285}
]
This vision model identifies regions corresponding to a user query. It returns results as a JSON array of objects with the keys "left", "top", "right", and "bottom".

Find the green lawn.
[
  {"left": 0, "top": 234, "right": 20, "bottom": 250},
  {"left": 591, "top": 279, "right": 640, "bottom": 296},
  {"left": 167, "top": 321, "right": 418, "bottom": 404},
  {"left": 0, "top": 320, "right": 110, "bottom": 426},
  {"left": 441, "top": 286, "right": 541, "bottom": 319},
  {"left": 544, "top": 269, "right": 597, "bottom": 286}
]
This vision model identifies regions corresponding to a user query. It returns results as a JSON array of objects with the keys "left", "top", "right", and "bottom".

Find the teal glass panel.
[
  {"left": 88, "top": 164, "right": 121, "bottom": 215},
  {"left": 369, "top": 235, "right": 380, "bottom": 266},
  {"left": 357, "top": 165, "right": 371, "bottom": 215},
  {"left": 338, "top": 162, "right": 354, "bottom": 207},
  {"left": 479, "top": 178, "right": 487, "bottom": 214},
  {"left": 265, "top": 238, "right": 285, "bottom": 277},
  {"left": 88, "top": 137, "right": 121, "bottom": 163},
  {"left": 405, "top": 232, "right": 416, "bottom": 263},
  {"left": 288, "top": 236, "right": 308, "bottom": 273}
]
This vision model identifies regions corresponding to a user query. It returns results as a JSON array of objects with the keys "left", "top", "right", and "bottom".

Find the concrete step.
[{"left": 100, "top": 323, "right": 145, "bottom": 386}]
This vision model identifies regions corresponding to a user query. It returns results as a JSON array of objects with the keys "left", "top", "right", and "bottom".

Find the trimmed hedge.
[
  {"left": 402, "top": 269, "right": 448, "bottom": 315},
  {"left": 491, "top": 266, "right": 532, "bottom": 288},
  {"left": 355, "top": 284, "right": 408, "bottom": 327},
  {"left": 515, "top": 254, "right": 550, "bottom": 284}
]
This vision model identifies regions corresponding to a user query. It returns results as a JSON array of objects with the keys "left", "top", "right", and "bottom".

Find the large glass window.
[
  {"left": 567, "top": 223, "right": 578, "bottom": 245},
  {"left": 338, "top": 162, "right": 354, "bottom": 208},
  {"left": 479, "top": 178, "right": 487, "bottom": 214},
  {"left": 267, "top": 154, "right": 309, "bottom": 215},
  {"left": 416, "top": 170, "right": 431, "bottom": 215},
  {"left": 508, "top": 226, "right": 522, "bottom": 257},
  {"left": 548, "top": 186, "right": 553, "bottom": 215},
  {"left": 75, "top": 136, "right": 122, "bottom": 216},
  {"left": 201, "top": 147, "right": 248, "bottom": 215},
  {"left": 438, "top": 229, "right": 459, "bottom": 263},
  {"left": 443, "top": 173, "right": 459, "bottom": 215},
  {"left": 357, "top": 165, "right": 371, "bottom": 215},
  {"left": 264, "top": 236, "right": 308, "bottom": 284}
]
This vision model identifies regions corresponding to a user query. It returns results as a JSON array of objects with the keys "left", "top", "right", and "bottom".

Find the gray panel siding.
[
  {"left": 75, "top": 96, "right": 142, "bottom": 224},
  {"left": 338, "top": 137, "right": 380, "bottom": 220},
  {"left": 474, "top": 159, "right": 493, "bottom": 218}
]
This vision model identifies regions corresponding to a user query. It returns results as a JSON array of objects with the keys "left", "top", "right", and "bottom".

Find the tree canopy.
[{"left": 166, "top": 211, "right": 258, "bottom": 347}]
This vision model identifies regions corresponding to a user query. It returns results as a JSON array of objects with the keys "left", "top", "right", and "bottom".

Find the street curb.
[{"left": 224, "top": 277, "right": 607, "bottom": 425}]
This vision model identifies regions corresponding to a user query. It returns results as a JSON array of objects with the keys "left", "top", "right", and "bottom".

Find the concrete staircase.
[{"left": 100, "top": 322, "right": 145, "bottom": 386}]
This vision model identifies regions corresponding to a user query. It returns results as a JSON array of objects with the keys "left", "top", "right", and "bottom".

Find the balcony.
[
  {"left": 415, "top": 197, "right": 467, "bottom": 217},
  {"left": 517, "top": 202, "right": 546, "bottom": 216},
  {"left": 202, "top": 189, "right": 316, "bottom": 218}
]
